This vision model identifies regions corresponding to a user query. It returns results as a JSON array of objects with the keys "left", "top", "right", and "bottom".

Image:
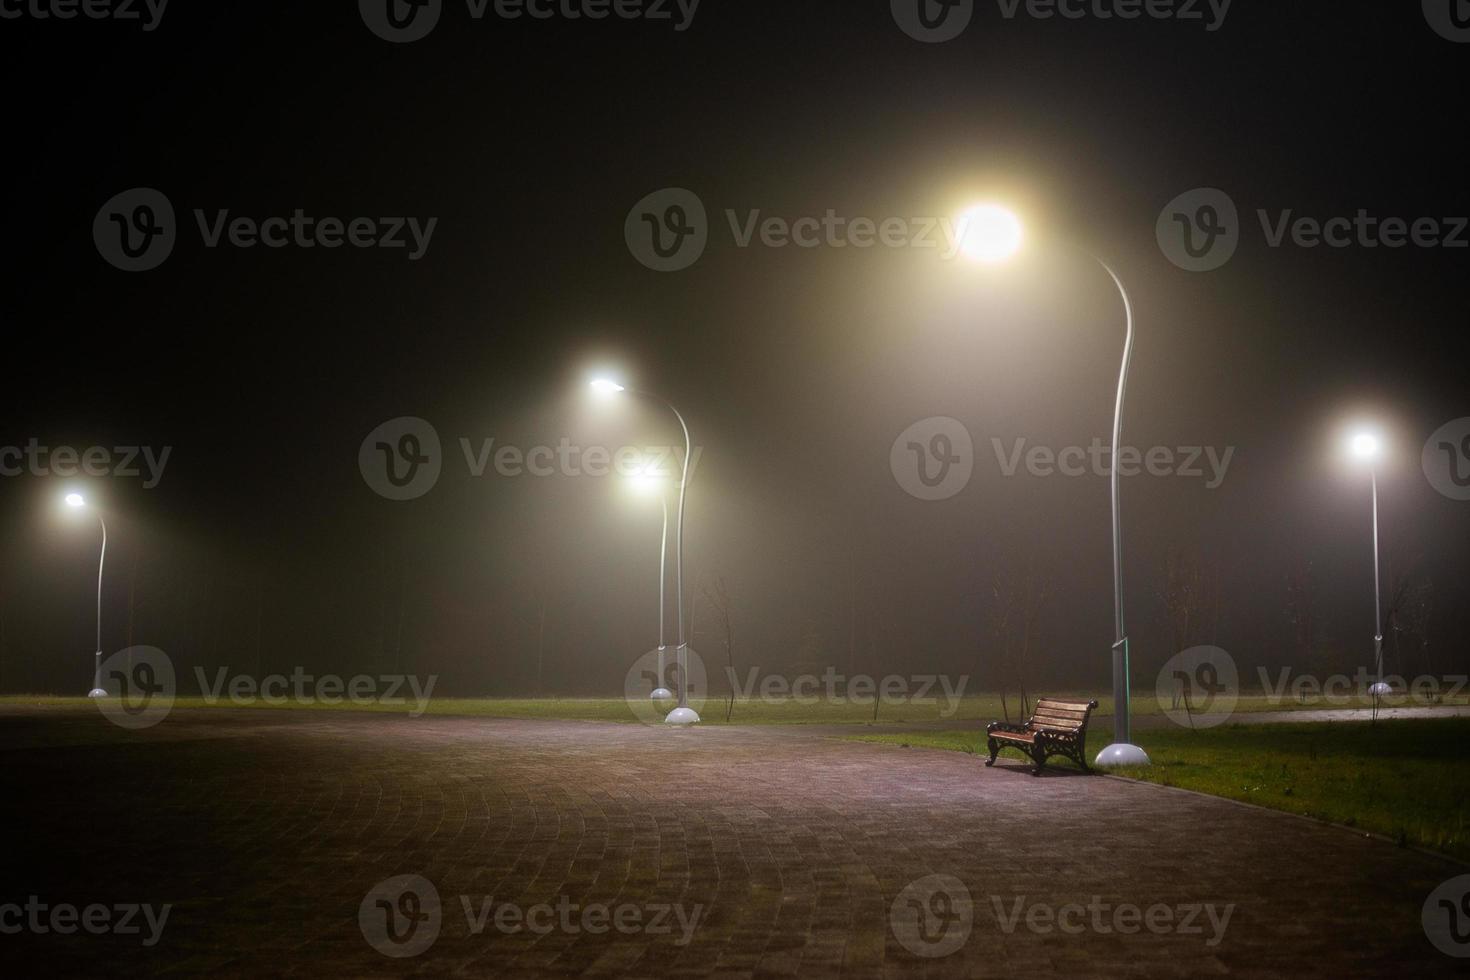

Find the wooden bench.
[{"left": 985, "top": 697, "right": 1099, "bottom": 775}]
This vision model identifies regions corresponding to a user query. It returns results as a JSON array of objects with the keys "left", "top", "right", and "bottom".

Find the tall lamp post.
[
  {"left": 1089, "top": 258, "right": 1150, "bottom": 768},
  {"left": 955, "top": 205, "right": 1149, "bottom": 767},
  {"left": 65, "top": 493, "right": 108, "bottom": 698},
  {"left": 592, "top": 379, "right": 700, "bottom": 725},
  {"left": 1348, "top": 432, "right": 1393, "bottom": 698},
  {"left": 629, "top": 466, "right": 674, "bottom": 701}
]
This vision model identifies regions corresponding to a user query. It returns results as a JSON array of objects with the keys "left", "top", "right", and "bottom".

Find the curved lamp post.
[
  {"left": 1348, "top": 432, "right": 1393, "bottom": 699},
  {"left": 65, "top": 493, "right": 108, "bottom": 698},
  {"left": 955, "top": 205, "right": 1149, "bottom": 767},
  {"left": 629, "top": 466, "right": 675, "bottom": 701},
  {"left": 1088, "top": 259, "right": 1150, "bottom": 768},
  {"left": 652, "top": 488, "right": 675, "bottom": 700},
  {"left": 592, "top": 379, "right": 699, "bottom": 725}
]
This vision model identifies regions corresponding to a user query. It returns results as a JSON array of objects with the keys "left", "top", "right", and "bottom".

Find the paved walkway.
[{"left": 2, "top": 709, "right": 1463, "bottom": 977}]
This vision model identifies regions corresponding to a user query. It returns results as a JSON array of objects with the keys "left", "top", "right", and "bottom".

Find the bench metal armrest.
[{"left": 987, "top": 721, "right": 1030, "bottom": 735}]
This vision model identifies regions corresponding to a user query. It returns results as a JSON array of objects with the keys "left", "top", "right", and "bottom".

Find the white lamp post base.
[
  {"left": 1094, "top": 743, "right": 1150, "bottom": 768},
  {"left": 650, "top": 688, "right": 674, "bottom": 700},
  {"left": 87, "top": 689, "right": 107, "bottom": 698},
  {"left": 664, "top": 707, "right": 700, "bottom": 726}
]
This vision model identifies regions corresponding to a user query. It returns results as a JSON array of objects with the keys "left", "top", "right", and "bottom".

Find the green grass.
[
  {"left": 846, "top": 718, "right": 1470, "bottom": 861},
  {"left": 1, "top": 690, "right": 1463, "bottom": 724}
]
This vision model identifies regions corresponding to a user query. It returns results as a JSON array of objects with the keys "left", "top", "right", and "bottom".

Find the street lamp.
[
  {"left": 627, "top": 463, "right": 674, "bottom": 701},
  {"left": 956, "top": 205, "right": 1150, "bottom": 767},
  {"left": 1348, "top": 430, "right": 1393, "bottom": 698},
  {"left": 592, "top": 378, "right": 700, "bottom": 725},
  {"left": 956, "top": 204, "right": 1025, "bottom": 263},
  {"left": 65, "top": 493, "right": 108, "bottom": 698}
]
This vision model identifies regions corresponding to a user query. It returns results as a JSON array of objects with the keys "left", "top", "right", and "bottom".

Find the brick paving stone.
[{"left": 0, "top": 708, "right": 1464, "bottom": 978}]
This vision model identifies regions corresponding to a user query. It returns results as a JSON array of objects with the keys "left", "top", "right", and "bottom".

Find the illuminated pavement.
[{"left": 2, "top": 709, "right": 1463, "bottom": 977}]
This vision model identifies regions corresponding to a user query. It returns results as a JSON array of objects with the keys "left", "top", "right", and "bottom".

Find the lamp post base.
[
  {"left": 87, "top": 689, "right": 107, "bottom": 699},
  {"left": 1368, "top": 682, "right": 1393, "bottom": 697},
  {"left": 1094, "top": 743, "right": 1150, "bottom": 768},
  {"left": 650, "top": 688, "right": 674, "bottom": 701},
  {"left": 664, "top": 707, "right": 700, "bottom": 726}
]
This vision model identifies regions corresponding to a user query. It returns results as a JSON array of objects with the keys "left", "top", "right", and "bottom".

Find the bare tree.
[
  {"left": 252, "top": 572, "right": 265, "bottom": 679},
  {"left": 378, "top": 544, "right": 391, "bottom": 669},
  {"left": 1384, "top": 558, "right": 1433, "bottom": 693},
  {"left": 0, "top": 568, "right": 6, "bottom": 691},
  {"left": 126, "top": 551, "right": 139, "bottom": 650},
  {"left": 847, "top": 541, "right": 857, "bottom": 677},
  {"left": 392, "top": 560, "right": 408, "bottom": 676},
  {"left": 990, "top": 557, "right": 1052, "bottom": 722},
  {"left": 124, "top": 550, "right": 142, "bottom": 676},
  {"left": 699, "top": 575, "right": 737, "bottom": 721},
  {"left": 1284, "top": 559, "right": 1320, "bottom": 671},
  {"left": 863, "top": 585, "right": 901, "bottom": 723},
  {"left": 528, "top": 585, "right": 547, "bottom": 698},
  {"left": 1159, "top": 550, "right": 1221, "bottom": 656}
]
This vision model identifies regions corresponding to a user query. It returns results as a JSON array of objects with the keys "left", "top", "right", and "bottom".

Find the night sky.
[{"left": 2, "top": 2, "right": 1467, "bottom": 696}]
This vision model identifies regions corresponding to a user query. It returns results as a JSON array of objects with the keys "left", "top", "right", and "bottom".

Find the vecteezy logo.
[
  {"left": 890, "top": 874, "right": 972, "bottom": 958},
  {"left": 1424, "top": 0, "right": 1470, "bottom": 42},
  {"left": 1423, "top": 418, "right": 1470, "bottom": 501},
  {"left": 1424, "top": 874, "right": 1470, "bottom": 957},
  {"left": 1156, "top": 188, "right": 1240, "bottom": 272},
  {"left": 360, "top": 0, "right": 442, "bottom": 43},
  {"left": 1156, "top": 645, "right": 1239, "bottom": 728},
  {"left": 360, "top": 874, "right": 442, "bottom": 958},
  {"left": 624, "top": 188, "right": 708, "bottom": 272},
  {"left": 359, "top": 417, "right": 443, "bottom": 501},
  {"left": 890, "top": 417, "right": 974, "bottom": 501},
  {"left": 93, "top": 188, "right": 176, "bottom": 272},
  {"left": 892, "top": 0, "right": 974, "bottom": 43},
  {"left": 94, "top": 647, "right": 176, "bottom": 730},
  {"left": 623, "top": 646, "right": 707, "bottom": 725}
]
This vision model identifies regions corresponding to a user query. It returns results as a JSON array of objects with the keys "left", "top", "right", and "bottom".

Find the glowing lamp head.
[
  {"left": 65, "top": 493, "right": 86, "bottom": 509},
  {"left": 589, "top": 379, "right": 626, "bottom": 395},
  {"left": 628, "top": 469, "right": 663, "bottom": 495},
  {"left": 956, "top": 204, "right": 1024, "bottom": 264},
  {"left": 1349, "top": 432, "right": 1382, "bottom": 461}
]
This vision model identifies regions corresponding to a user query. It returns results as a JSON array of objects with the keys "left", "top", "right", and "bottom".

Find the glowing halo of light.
[{"left": 955, "top": 204, "right": 1024, "bottom": 264}]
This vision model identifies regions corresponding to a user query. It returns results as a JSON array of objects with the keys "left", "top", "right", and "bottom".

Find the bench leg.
[
  {"left": 985, "top": 738, "right": 999, "bottom": 767},
  {"left": 1057, "top": 740, "right": 1091, "bottom": 774},
  {"left": 1030, "top": 748, "right": 1046, "bottom": 776}
]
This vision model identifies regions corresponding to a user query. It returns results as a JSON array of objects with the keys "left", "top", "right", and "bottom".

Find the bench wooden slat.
[
  {"left": 1033, "top": 705, "right": 1089, "bottom": 718},
  {"left": 1032, "top": 707, "right": 1087, "bottom": 720},
  {"left": 1031, "top": 714, "right": 1086, "bottom": 728}
]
